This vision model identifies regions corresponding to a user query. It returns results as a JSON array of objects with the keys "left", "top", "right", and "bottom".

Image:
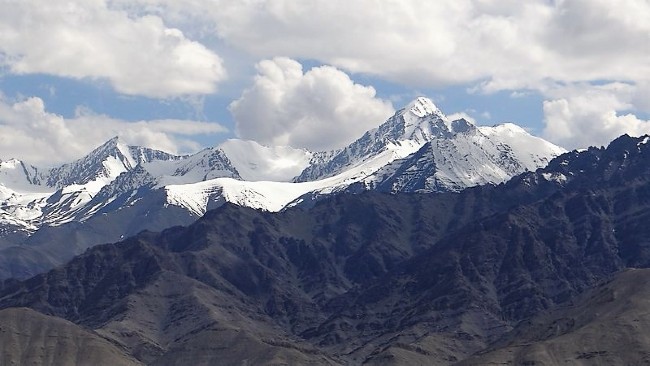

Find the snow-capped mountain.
[
  {"left": 294, "top": 97, "right": 564, "bottom": 195},
  {"left": 291, "top": 97, "right": 564, "bottom": 201},
  {"left": 146, "top": 146, "right": 241, "bottom": 186},
  {"left": 295, "top": 97, "right": 448, "bottom": 182},
  {"left": 0, "top": 137, "right": 241, "bottom": 230},
  {"left": 0, "top": 97, "right": 566, "bottom": 230},
  {"left": 371, "top": 121, "right": 564, "bottom": 193},
  {"left": 0, "top": 96, "right": 565, "bottom": 239},
  {"left": 46, "top": 137, "right": 168, "bottom": 189}
]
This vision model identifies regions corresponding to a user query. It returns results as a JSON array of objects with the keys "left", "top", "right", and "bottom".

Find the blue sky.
[{"left": 0, "top": 1, "right": 648, "bottom": 166}]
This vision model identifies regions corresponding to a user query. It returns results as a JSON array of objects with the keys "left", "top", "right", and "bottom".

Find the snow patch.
[{"left": 542, "top": 172, "right": 568, "bottom": 184}]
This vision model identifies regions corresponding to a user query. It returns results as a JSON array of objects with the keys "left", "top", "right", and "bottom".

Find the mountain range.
[
  {"left": 0, "top": 97, "right": 564, "bottom": 279},
  {"left": 0, "top": 133, "right": 649, "bottom": 365}
]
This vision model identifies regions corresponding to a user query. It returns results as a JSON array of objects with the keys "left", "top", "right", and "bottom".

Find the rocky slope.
[
  {"left": 458, "top": 268, "right": 650, "bottom": 365},
  {"left": 0, "top": 307, "right": 141, "bottom": 366}
]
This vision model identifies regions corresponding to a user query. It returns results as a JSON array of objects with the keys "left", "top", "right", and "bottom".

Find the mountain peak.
[
  {"left": 395, "top": 96, "right": 452, "bottom": 141},
  {"left": 0, "top": 158, "right": 44, "bottom": 189},
  {"left": 404, "top": 96, "right": 442, "bottom": 118},
  {"left": 45, "top": 136, "right": 137, "bottom": 188},
  {"left": 91, "top": 136, "right": 128, "bottom": 155}
]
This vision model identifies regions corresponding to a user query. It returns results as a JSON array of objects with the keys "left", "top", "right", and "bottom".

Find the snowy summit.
[{"left": 406, "top": 97, "right": 443, "bottom": 119}]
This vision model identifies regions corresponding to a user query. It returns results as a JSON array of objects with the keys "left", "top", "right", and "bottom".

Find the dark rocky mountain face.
[
  {"left": 458, "top": 268, "right": 650, "bottom": 365},
  {"left": 0, "top": 134, "right": 649, "bottom": 364}
]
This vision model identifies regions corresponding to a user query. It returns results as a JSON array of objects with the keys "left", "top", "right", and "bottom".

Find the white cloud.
[
  {"left": 0, "top": 0, "right": 226, "bottom": 98},
  {"left": 542, "top": 83, "right": 650, "bottom": 149},
  {"left": 447, "top": 112, "right": 477, "bottom": 125},
  {"left": 115, "top": 0, "right": 650, "bottom": 150},
  {"left": 3, "top": 0, "right": 649, "bottom": 152},
  {"left": 116, "top": 0, "right": 649, "bottom": 92},
  {"left": 0, "top": 96, "right": 227, "bottom": 166},
  {"left": 229, "top": 58, "right": 394, "bottom": 151}
]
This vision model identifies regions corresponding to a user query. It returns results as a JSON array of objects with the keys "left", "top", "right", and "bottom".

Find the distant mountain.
[
  {"left": 295, "top": 97, "right": 562, "bottom": 185},
  {"left": 289, "top": 97, "right": 563, "bottom": 205},
  {"left": 0, "top": 97, "right": 564, "bottom": 227},
  {"left": 0, "top": 137, "right": 239, "bottom": 230},
  {"left": 372, "top": 122, "right": 560, "bottom": 193},
  {"left": 0, "top": 97, "right": 564, "bottom": 279},
  {"left": 45, "top": 136, "right": 184, "bottom": 189},
  {"left": 1, "top": 134, "right": 649, "bottom": 364}
]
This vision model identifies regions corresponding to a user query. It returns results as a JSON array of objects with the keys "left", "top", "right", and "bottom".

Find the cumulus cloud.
[
  {"left": 542, "top": 83, "right": 650, "bottom": 149},
  {"left": 0, "top": 0, "right": 226, "bottom": 98},
  {"left": 0, "top": 96, "right": 227, "bottom": 166},
  {"left": 447, "top": 112, "right": 478, "bottom": 125},
  {"left": 229, "top": 58, "right": 395, "bottom": 151},
  {"left": 3, "top": 0, "right": 648, "bottom": 151},
  {"left": 115, "top": 0, "right": 649, "bottom": 92}
]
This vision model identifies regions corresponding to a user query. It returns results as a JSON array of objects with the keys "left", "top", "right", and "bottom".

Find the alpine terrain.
[
  {"left": 0, "top": 97, "right": 564, "bottom": 279},
  {"left": 1, "top": 133, "right": 650, "bottom": 364}
]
